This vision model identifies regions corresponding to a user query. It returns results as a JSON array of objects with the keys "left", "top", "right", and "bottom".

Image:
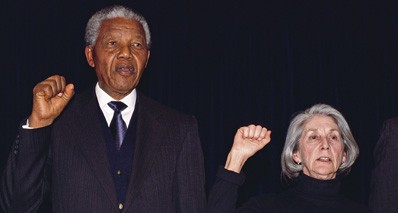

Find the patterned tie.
[{"left": 108, "top": 101, "right": 128, "bottom": 150}]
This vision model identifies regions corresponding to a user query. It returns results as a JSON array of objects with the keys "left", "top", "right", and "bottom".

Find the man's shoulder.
[
  {"left": 137, "top": 92, "right": 200, "bottom": 138},
  {"left": 382, "top": 117, "right": 397, "bottom": 134},
  {"left": 137, "top": 92, "right": 195, "bottom": 120}
]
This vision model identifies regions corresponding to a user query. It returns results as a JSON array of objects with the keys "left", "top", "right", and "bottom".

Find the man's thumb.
[{"left": 62, "top": 83, "right": 75, "bottom": 102}]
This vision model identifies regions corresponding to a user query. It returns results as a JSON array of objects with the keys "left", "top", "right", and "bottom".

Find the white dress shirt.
[{"left": 95, "top": 83, "right": 136, "bottom": 128}]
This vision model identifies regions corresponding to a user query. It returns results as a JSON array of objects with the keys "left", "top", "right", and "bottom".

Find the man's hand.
[
  {"left": 224, "top": 125, "right": 271, "bottom": 173},
  {"left": 28, "top": 75, "right": 75, "bottom": 128}
]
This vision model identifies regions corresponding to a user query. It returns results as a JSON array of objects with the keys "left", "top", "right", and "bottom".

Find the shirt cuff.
[{"left": 22, "top": 119, "right": 33, "bottom": 129}]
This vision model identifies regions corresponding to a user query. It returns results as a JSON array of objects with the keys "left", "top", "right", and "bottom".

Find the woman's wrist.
[{"left": 224, "top": 150, "right": 249, "bottom": 173}]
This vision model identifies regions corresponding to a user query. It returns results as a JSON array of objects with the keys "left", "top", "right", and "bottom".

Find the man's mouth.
[{"left": 116, "top": 65, "right": 134, "bottom": 75}]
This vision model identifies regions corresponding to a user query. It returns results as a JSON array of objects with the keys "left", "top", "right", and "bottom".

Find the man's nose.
[{"left": 118, "top": 45, "right": 132, "bottom": 59}]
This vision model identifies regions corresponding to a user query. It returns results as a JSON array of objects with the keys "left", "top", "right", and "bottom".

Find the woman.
[{"left": 207, "top": 104, "right": 370, "bottom": 212}]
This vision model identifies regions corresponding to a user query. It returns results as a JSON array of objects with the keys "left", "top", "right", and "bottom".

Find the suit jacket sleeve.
[
  {"left": 368, "top": 117, "right": 398, "bottom": 213},
  {"left": 174, "top": 117, "right": 207, "bottom": 212},
  {"left": 1, "top": 124, "right": 51, "bottom": 213}
]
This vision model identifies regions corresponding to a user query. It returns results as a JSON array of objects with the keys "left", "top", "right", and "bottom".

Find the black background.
[{"left": 0, "top": 0, "right": 397, "bottom": 210}]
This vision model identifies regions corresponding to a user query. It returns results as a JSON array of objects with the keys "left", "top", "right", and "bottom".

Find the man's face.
[{"left": 85, "top": 17, "right": 150, "bottom": 100}]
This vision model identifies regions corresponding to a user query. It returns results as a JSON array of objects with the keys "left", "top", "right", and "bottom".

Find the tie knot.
[{"left": 108, "top": 101, "right": 127, "bottom": 112}]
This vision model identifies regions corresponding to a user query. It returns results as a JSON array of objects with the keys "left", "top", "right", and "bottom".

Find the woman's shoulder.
[
  {"left": 240, "top": 191, "right": 370, "bottom": 213},
  {"left": 336, "top": 197, "right": 371, "bottom": 213}
]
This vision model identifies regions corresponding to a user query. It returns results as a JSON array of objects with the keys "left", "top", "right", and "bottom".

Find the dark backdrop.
[{"left": 0, "top": 0, "right": 397, "bottom": 210}]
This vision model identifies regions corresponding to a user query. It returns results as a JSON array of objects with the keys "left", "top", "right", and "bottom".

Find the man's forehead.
[
  {"left": 100, "top": 18, "right": 143, "bottom": 31},
  {"left": 99, "top": 33, "right": 145, "bottom": 41}
]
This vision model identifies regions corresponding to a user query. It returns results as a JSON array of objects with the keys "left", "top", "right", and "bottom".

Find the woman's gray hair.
[
  {"left": 281, "top": 103, "right": 359, "bottom": 179},
  {"left": 85, "top": 5, "right": 151, "bottom": 48}
]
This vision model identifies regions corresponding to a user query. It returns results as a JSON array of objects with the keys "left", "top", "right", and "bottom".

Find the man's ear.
[
  {"left": 85, "top": 46, "right": 95, "bottom": 68},
  {"left": 144, "top": 50, "right": 151, "bottom": 68}
]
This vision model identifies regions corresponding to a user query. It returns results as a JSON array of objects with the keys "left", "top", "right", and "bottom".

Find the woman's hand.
[{"left": 224, "top": 125, "right": 271, "bottom": 173}]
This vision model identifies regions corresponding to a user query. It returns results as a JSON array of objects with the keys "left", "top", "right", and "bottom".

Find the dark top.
[{"left": 207, "top": 167, "right": 370, "bottom": 213}]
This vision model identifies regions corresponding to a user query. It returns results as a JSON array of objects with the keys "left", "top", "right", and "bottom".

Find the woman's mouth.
[{"left": 317, "top": 157, "right": 331, "bottom": 162}]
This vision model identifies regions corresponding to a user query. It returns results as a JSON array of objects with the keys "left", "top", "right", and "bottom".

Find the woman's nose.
[{"left": 320, "top": 138, "right": 330, "bottom": 150}]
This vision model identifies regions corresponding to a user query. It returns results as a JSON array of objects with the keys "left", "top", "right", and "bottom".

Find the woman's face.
[{"left": 293, "top": 115, "right": 346, "bottom": 180}]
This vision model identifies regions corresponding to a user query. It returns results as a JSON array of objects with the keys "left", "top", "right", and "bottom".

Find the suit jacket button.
[{"left": 118, "top": 203, "right": 123, "bottom": 210}]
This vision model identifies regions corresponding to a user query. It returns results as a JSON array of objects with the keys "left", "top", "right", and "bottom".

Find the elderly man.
[{"left": 1, "top": 5, "right": 206, "bottom": 212}]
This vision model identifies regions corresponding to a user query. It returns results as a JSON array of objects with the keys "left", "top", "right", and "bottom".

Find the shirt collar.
[
  {"left": 95, "top": 83, "right": 136, "bottom": 109},
  {"left": 95, "top": 83, "right": 137, "bottom": 126}
]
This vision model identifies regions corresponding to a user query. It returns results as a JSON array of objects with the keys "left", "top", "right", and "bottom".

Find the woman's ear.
[
  {"left": 293, "top": 151, "right": 301, "bottom": 164},
  {"left": 342, "top": 151, "right": 347, "bottom": 163}
]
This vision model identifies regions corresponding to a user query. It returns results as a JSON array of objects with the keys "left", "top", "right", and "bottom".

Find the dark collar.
[{"left": 294, "top": 173, "right": 342, "bottom": 198}]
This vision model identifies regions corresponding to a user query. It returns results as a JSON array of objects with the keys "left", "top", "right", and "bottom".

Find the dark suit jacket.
[
  {"left": 369, "top": 117, "right": 397, "bottom": 213},
  {"left": 1, "top": 88, "right": 206, "bottom": 213}
]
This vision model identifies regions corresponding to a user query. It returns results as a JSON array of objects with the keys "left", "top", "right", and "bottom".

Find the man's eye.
[
  {"left": 132, "top": 42, "right": 144, "bottom": 49},
  {"left": 108, "top": 41, "right": 117, "bottom": 46},
  {"left": 310, "top": 135, "right": 318, "bottom": 140}
]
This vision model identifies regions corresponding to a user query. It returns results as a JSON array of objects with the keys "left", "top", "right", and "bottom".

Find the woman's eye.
[
  {"left": 330, "top": 135, "right": 339, "bottom": 141},
  {"left": 310, "top": 135, "right": 318, "bottom": 140},
  {"left": 108, "top": 41, "right": 117, "bottom": 46}
]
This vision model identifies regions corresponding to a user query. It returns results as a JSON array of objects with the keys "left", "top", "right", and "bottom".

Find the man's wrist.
[{"left": 28, "top": 114, "right": 53, "bottom": 128}]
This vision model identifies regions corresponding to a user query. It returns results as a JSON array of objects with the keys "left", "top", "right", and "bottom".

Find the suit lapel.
[
  {"left": 123, "top": 93, "right": 165, "bottom": 211},
  {"left": 72, "top": 89, "right": 118, "bottom": 208}
]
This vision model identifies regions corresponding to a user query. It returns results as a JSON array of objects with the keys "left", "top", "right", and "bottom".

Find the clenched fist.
[
  {"left": 225, "top": 125, "right": 271, "bottom": 173},
  {"left": 28, "top": 75, "right": 75, "bottom": 128}
]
